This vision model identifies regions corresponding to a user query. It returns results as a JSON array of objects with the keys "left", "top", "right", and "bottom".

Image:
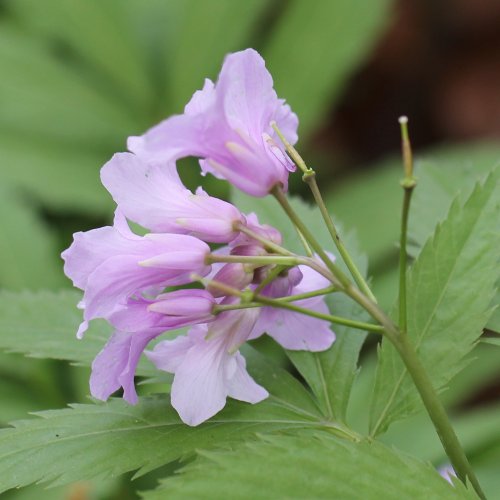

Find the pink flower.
[
  {"left": 128, "top": 49, "right": 298, "bottom": 196},
  {"left": 62, "top": 211, "right": 211, "bottom": 337},
  {"left": 147, "top": 307, "right": 267, "bottom": 426},
  {"left": 101, "top": 152, "right": 245, "bottom": 243},
  {"left": 61, "top": 48, "right": 341, "bottom": 427},
  {"left": 89, "top": 291, "right": 216, "bottom": 405}
]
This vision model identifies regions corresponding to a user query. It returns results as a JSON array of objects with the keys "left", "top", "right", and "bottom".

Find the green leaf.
[
  {"left": 142, "top": 432, "right": 474, "bottom": 499},
  {"left": 480, "top": 336, "right": 500, "bottom": 347},
  {"left": 0, "top": 26, "right": 137, "bottom": 147},
  {"left": 0, "top": 135, "right": 112, "bottom": 214},
  {"left": 410, "top": 146, "right": 500, "bottom": 254},
  {"left": 370, "top": 169, "right": 500, "bottom": 436},
  {"left": 0, "top": 186, "right": 64, "bottom": 289},
  {"left": 4, "top": 0, "right": 154, "bottom": 117},
  {"left": 167, "top": 0, "right": 268, "bottom": 111},
  {"left": 485, "top": 287, "right": 500, "bottom": 332},
  {"left": 0, "top": 290, "right": 158, "bottom": 378},
  {"left": 0, "top": 388, "right": 326, "bottom": 493},
  {"left": 232, "top": 190, "right": 370, "bottom": 422},
  {"left": 263, "top": 0, "right": 391, "bottom": 137}
]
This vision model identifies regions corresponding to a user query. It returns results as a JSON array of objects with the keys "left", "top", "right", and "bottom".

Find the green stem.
[
  {"left": 207, "top": 254, "right": 299, "bottom": 267},
  {"left": 215, "top": 297, "right": 384, "bottom": 333},
  {"left": 254, "top": 294, "right": 384, "bottom": 333},
  {"left": 253, "top": 265, "right": 288, "bottom": 295},
  {"left": 272, "top": 186, "right": 352, "bottom": 290},
  {"left": 234, "top": 223, "right": 293, "bottom": 256},
  {"left": 274, "top": 285, "right": 339, "bottom": 302},
  {"left": 340, "top": 285, "right": 485, "bottom": 496},
  {"left": 393, "top": 334, "right": 486, "bottom": 499},
  {"left": 398, "top": 186, "right": 414, "bottom": 332},
  {"left": 303, "top": 171, "right": 377, "bottom": 303},
  {"left": 398, "top": 116, "right": 417, "bottom": 333}
]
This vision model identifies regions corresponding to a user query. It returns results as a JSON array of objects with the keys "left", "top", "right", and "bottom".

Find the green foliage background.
[{"left": 0, "top": 1, "right": 498, "bottom": 498}]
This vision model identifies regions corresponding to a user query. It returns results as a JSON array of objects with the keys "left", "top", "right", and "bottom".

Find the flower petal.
[
  {"left": 146, "top": 335, "right": 194, "bottom": 373},
  {"left": 226, "top": 352, "right": 268, "bottom": 403},
  {"left": 170, "top": 335, "right": 228, "bottom": 426},
  {"left": 90, "top": 329, "right": 158, "bottom": 404},
  {"left": 101, "top": 153, "right": 188, "bottom": 233},
  {"left": 257, "top": 298, "right": 335, "bottom": 352}
]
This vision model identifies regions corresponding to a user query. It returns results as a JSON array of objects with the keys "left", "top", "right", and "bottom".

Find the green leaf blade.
[
  {"left": 0, "top": 391, "right": 324, "bottom": 493},
  {"left": 142, "top": 432, "right": 474, "bottom": 499},
  {"left": 264, "top": 0, "right": 391, "bottom": 137},
  {"left": 370, "top": 168, "right": 500, "bottom": 436}
]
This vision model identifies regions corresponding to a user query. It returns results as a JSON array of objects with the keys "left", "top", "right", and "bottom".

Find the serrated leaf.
[
  {"left": 5, "top": 0, "right": 154, "bottom": 117},
  {"left": 410, "top": 148, "right": 500, "bottom": 254},
  {"left": 167, "top": 0, "right": 268, "bottom": 111},
  {"left": 0, "top": 387, "right": 327, "bottom": 493},
  {"left": 0, "top": 26, "right": 136, "bottom": 147},
  {"left": 0, "top": 186, "right": 64, "bottom": 289},
  {"left": 370, "top": 169, "right": 500, "bottom": 436},
  {"left": 0, "top": 135, "right": 112, "bottom": 214},
  {"left": 142, "top": 432, "right": 474, "bottom": 500},
  {"left": 480, "top": 336, "right": 500, "bottom": 347},
  {"left": 232, "top": 190, "right": 370, "bottom": 422},
  {"left": 263, "top": 0, "right": 391, "bottom": 137},
  {"left": 0, "top": 290, "right": 156, "bottom": 377}
]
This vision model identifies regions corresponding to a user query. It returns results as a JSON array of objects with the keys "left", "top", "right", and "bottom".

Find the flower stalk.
[
  {"left": 398, "top": 116, "right": 417, "bottom": 333},
  {"left": 272, "top": 122, "right": 376, "bottom": 303}
]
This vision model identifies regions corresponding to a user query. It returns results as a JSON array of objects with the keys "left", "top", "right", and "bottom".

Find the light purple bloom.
[
  {"left": 101, "top": 152, "right": 245, "bottom": 243},
  {"left": 148, "top": 289, "right": 215, "bottom": 322},
  {"left": 88, "top": 290, "right": 217, "bottom": 404},
  {"left": 62, "top": 47, "right": 341, "bottom": 427},
  {"left": 208, "top": 263, "right": 254, "bottom": 296},
  {"left": 251, "top": 263, "right": 335, "bottom": 351},
  {"left": 229, "top": 212, "right": 283, "bottom": 247},
  {"left": 147, "top": 307, "right": 267, "bottom": 426},
  {"left": 90, "top": 329, "right": 160, "bottom": 404},
  {"left": 128, "top": 49, "right": 298, "bottom": 196},
  {"left": 62, "top": 211, "right": 211, "bottom": 336}
]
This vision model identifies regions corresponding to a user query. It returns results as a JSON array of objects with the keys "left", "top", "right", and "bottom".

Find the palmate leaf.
[
  {"left": 232, "top": 190, "right": 369, "bottom": 422},
  {"left": 0, "top": 290, "right": 109, "bottom": 366},
  {"left": 142, "top": 432, "right": 474, "bottom": 500},
  {"left": 0, "top": 290, "right": 154, "bottom": 378},
  {"left": 0, "top": 187, "right": 64, "bottom": 290},
  {"left": 0, "top": 353, "right": 327, "bottom": 493},
  {"left": 5, "top": 0, "right": 154, "bottom": 116},
  {"left": 0, "top": 135, "right": 112, "bottom": 214},
  {"left": 264, "top": 0, "right": 391, "bottom": 137},
  {"left": 409, "top": 151, "right": 500, "bottom": 332},
  {"left": 166, "top": 0, "right": 268, "bottom": 112},
  {"left": 0, "top": 26, "right": 136, "bottom": 147},
  {"left": 369, "top": 168, "right": 500, "bottom": 436}
]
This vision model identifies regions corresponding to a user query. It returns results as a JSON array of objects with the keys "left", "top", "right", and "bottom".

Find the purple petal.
[
  {"left": 90, "top": 329, "right": 158, "bottom": 404},
  {"left": 255, "top": 297, "right": 335, "bottom": 352},
  {"left": 62, "top": 225, "right": 132, "bottom": 290},
  {"left": 146, "top": 334, "right": 195, "bottom": 373},
  {"left": 170, "top": 334, "right": 228, "bottom": 426},
  {"left": 101, "top": 153, "right": 187, "bottom": 233},
  {"left": 217, "top": 48, "right": 277, "bottom": 139},
  {"left": 101, "top": 153, "right": 242, "bottom": 242},
  {"left": 226, "top": 352, "right": 268, "bottom": 403}
]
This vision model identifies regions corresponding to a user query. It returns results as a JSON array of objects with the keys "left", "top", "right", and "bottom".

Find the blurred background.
[{"left": 0, "top": 0, "right": 499, "bottom": 498}]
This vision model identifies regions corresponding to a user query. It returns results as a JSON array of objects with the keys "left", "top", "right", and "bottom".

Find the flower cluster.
[{"left": 62, "top": 49, "right": 335, "bottom": 426}]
